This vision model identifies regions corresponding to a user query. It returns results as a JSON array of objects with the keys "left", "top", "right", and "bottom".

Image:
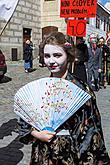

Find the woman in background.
[
  {"left": 23, "top": 39, "right": 33, "bottom": 72},
  {"left": 18, "top": 32, "right": 110, "bottom": 165}
]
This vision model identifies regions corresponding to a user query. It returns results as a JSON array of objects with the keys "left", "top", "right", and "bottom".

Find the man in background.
[
  {"left": 87, "top": 35, "right": 102, "bottom": 91},
  {"left": 97, "top": 37, "right": 110, "bottom": 88}
]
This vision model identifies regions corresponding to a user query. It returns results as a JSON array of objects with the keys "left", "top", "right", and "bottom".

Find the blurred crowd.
[
  {"left": 69, "top": 34, "right": 110, "bottom": 91},
  {"left": 24, "top": 33, "right": 110, "bottom": 92},
  {"left": 39, "top": 34, "right": 110, "bottom": 91}
]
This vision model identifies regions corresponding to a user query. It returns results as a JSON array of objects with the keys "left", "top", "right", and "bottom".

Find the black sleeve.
[
  {"left": 17, "top": 118, "right": 34, "bottom": 145},
  {"left": 84, "top": 45, "right": 89, "bottom": 62}
]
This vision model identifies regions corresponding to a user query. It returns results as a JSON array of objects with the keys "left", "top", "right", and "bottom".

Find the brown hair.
[{"left": 43, "top": 32, "right": 75, "bottom": 62}]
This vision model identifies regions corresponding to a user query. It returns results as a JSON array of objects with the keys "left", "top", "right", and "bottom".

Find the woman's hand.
[{"left": 31, "top": 130, "right": 56, "bottom": 142}]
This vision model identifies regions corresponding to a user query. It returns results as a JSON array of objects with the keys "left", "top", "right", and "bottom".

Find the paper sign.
[
  {"left": 60, "top": 0, "right": 97, "bottom": 18},
  {"left": 67, "top": 19, "right": 86, "bottom": 36}
]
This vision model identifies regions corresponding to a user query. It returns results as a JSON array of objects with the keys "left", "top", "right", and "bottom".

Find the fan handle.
[{"left": 42, "top": 127, "right": 55, "bottom": 132}]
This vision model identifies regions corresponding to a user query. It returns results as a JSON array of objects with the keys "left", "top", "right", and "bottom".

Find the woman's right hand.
[{"left": 31, "top": 130, "right": 56, "bottom": 142}]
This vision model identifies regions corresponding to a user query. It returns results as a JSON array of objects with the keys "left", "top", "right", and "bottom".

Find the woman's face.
[{"left": 44, "top": 44, "right": 67, "bottom": 76}]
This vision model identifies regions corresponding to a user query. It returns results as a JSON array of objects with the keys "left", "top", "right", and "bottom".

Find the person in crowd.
[
  {"left": 87, "top": 35, "right": 102, "bottom": 91},
  {"left": 18, "top": 32, "right": 110, "bottom": 165},
  {"left": 72, "top": 37, "right": 89, "bottom": 83},
  {"left": 23, "top": 39, "right": 33, "bottom": 73},
  {"left": 97, "top": 37, "right": 110, "bottom": 88}
]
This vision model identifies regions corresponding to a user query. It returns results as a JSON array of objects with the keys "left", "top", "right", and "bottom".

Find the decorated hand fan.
[{"left": 14, "top": 77, "right": 91, "bottom": 132}]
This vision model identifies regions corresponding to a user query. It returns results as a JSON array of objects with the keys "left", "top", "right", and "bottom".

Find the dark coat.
[
  {"left": 87, "top": 46, "right": 102, "bottom": 71},
  {"left": 98, "top": 45, "right": 110, "bottom": 86},
  {"left": 87, "top": 47, "right": 102, "bottom": 81},
  {"left": 75, "top": 43, "right": 89, "bottom": 63},
  {"left": 73, "top": 43, "right": 89, "bottom": 83},
  {"left": 17, "top": 72, "right": 110, "bottom": 165},
  {"left": 23, "top": 44, "right": 33, "bottom": 62}
]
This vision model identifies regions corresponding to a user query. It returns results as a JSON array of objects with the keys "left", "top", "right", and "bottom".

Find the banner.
[
  {"left": 60, "top": 0, "right": 97, "bottom": 18},
  {"left": 67, "top": 19, "right": 86, "bottom": 37},
  {"left": 0, "top": 0, "right": 19, "bottom": 21}
]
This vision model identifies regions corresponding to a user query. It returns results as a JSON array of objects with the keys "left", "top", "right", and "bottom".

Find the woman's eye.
[
  {"left": 44, "top": 53, "right": 50, "bottom": 58},
  {"left": 53, "top": 53, "right": 62, "bottom": 58}
]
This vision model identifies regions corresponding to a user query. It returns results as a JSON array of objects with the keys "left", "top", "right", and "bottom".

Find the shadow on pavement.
[
  {"left": 0, "top": 119, "right": 24, "bottom": 164},
  {"left": 0, "top": 76, "right": 12, "bottom": 84},
  {"left": 0, "top": 119, "right": 17, "bottom": 139},
  {"left": 0, "top": 136, "right": 24, "bottom": 165}
]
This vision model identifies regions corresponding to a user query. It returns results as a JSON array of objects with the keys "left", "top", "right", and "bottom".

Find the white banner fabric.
[{"left": 0, "top": 0, "right": 19, "bottom": 21}]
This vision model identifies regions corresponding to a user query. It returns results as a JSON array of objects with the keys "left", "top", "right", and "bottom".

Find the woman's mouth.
[{"left": 49, "top": 66, "right": 57, "bottom": 69}]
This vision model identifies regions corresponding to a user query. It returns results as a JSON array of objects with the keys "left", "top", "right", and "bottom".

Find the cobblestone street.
[{"left": 0, "top": 59, "right": 110, "bottom": 165}]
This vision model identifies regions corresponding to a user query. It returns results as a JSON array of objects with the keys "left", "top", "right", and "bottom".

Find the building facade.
[
  {"left": 41, "top": 0, "right": 110, "bottom": 44},
  {"left": 0, "top": 0, "right": 110, "bottom": 60},
  {"left": 41, "top": 0, "right": 66, "bottom": 37},
  {"left": 86, "top": 2, "right": 110, "bottom": 44},
  {"left": 0, "top": 0, "right": 41, "bottom": 60}
]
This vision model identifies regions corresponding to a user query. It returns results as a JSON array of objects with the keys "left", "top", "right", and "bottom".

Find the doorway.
[{"left": 23, "top": 28, "right": 32, "bottom": 59}]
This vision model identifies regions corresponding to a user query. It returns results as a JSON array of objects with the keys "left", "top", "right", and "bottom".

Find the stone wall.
[
  {"left": 41, "top": 0, "right": 66, "bottom": 34},
  {"left": 0, "top": 0, "right": 41, "bottom": 60}
]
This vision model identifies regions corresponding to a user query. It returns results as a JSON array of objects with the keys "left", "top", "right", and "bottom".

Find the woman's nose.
[{"left": 49, "top": 57, "right": 55, "bottom": 64}]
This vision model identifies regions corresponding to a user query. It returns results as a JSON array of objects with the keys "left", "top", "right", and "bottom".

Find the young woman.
[{"left": 18, "top": 32, "right": 110, "bottom": 164}]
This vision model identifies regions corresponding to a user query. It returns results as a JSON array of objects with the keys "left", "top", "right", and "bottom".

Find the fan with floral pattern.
[{"left": 14, "top": 77, "right": 91, "bottom": 132}]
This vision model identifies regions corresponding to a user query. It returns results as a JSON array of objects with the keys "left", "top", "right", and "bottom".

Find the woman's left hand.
[{"left": 31, "top": 130, "right": 56, "bottom": 142}]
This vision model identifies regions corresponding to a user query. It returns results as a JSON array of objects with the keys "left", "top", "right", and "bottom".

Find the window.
[
  {"left": 104, "top": 20, "right": 106, "bottom": 31},
  {"left": 96, "top": 15, "right": 100, "bottom": 29},
  {"left": 107, "top": 22, "right": 109, "bottom": 32}
]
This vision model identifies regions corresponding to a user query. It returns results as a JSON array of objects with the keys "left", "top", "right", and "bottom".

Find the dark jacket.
[
  {"left": 75, "top": 43, "right": 89, "bottom": 63},
  {"left": 101, "top": 44, "right": 110, "bottom": 63},
  {"left": 17, "top": 72, "right": 110, "bottom": 165},
  {"left": 73, "top": 43, "right": 88, "bottom": 83},
  {"left": 87, "top": 46, "right": 102, "bottom": 70},
  {"left": 23, "top": 44, "right": 33, "bottom": 62}
]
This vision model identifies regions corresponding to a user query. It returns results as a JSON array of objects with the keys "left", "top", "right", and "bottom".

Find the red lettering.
[
  {"left": 60, "top": 0, "right": 97, "bottom": 17},
  {"left": 67, "top": 20, "right": 86, "bottom": 37},
  {"left": 76, "top": 21, "right": 86, "bottom": 35},
  {"left": 87, "top": 0, "right": 91, "bottom": 6},
  {"left": 61, "top": 9, "right": 70, "bottom": 15},
  {"left": 72, "top": 0, "right": 94, "bottom": 6},
  {"left": 72, "top": 0, "right": 76, "bottom": 6}
]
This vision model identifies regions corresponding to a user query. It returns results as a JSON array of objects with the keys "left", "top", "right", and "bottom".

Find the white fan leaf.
[{"left": 14, "top": 77, "right": 91, "bottom": 131}]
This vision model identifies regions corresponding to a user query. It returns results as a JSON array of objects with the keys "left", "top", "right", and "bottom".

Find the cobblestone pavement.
[{"left": 0, "top": 59, "right": 110, "bottom": 165}]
